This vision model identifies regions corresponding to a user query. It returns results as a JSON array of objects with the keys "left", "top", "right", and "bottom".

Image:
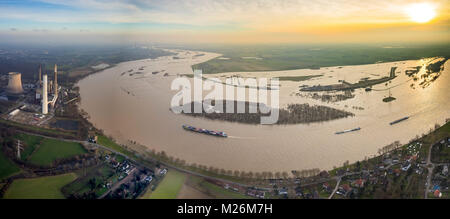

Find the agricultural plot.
[
  {"left": 28, "top": 138, "right": 87, "bottom": 166},
  {"left": 62, "top": 164, "right": 117, "bottom": 198},
  {"left": 144, "top": 170, "right": 186, "bottom": 199},
  {"left": 0, "top": 145, "right": 21, "bottom": 180},
  {"left": 3, "top": 173, "right": 77, "bottom": 199},
  {"left": 15, "top": 133, "right": 43, "bottom": 161}
]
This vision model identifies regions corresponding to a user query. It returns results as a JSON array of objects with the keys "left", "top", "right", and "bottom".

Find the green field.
[
  {"left": 144, "top": 170, "right": 186, "bottom": 199},
  {"left": 97, "top": 135, "right": 129, "bottom": 156},
  {"left": 187, "top": 175, "right": 251, "bottom": 199},
  {"left": 4, "top": 173, "right": 77, "bottom": 199},
  {"left": 15, "top": 133, "right": 43, "bottom": 160},
  {"left": 62, "top": 164, "right": 116, "bottom": 198},
  {"left": 28, "top": 139, "right": 87, "bottom": 166},
  {"left": 0, "top": 145, "right": 21, "bottom": 180},
  {"left": 191, "top": 44, "right": 450, "bottom": 74}
]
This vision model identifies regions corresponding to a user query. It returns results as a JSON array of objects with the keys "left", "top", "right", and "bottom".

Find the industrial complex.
[{"left": 1, "top": 63, "right": 66, "bottom": 128}]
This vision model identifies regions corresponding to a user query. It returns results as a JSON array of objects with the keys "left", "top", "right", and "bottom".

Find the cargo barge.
[
  {"left": 390, "top": 116, "right": 409, "bottom": 125},
  {"left": 182, "top": 125, "right": 228, "bottom": 138},
  {"left": 335, "top": 127, "right": 361, "bottom": 135}
]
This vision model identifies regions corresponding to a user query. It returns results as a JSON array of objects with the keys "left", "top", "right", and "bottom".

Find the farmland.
[
  {"left": 144, "top": 170, "right": 186, "bottom": 199},
  {"left": 28, "top": 138, "right": 87, "bottom": 166},
  {"left": 3, "top": 173, "right": 77, "bottom": 199},
  {"left": 0, "top": 145, "right": 20, "bottom": 180}
]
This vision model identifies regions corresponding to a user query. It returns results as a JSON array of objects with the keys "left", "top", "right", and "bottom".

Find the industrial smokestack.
[
  {"left": 6, "top": 72, "right": 24, "bottom": 94},
  {"left": 42, "top": 74, "right": 48, "bottom": 114},
  {"left": 38, "top": 64, "right": 42, "bottom": 85},
  {"left": 54, "top": 64, "right": 58, "bottom": 96}
]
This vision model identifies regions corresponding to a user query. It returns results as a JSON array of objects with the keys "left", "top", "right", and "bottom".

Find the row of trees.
[
  {"left": 180, "top": 101, "right": 354, "bottom": 124},
  {"left": 147, "top": 149, "right": 323, "bottom": 180}
]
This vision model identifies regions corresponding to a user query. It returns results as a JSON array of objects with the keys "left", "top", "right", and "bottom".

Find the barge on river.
[{"left": 182, "top": 125, "right": 228, "bottom": 138}]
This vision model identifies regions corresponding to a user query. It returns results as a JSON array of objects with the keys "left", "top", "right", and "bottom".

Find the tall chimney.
[
  {"left": 38, "top": 64, "right": 42, "bottom": 85},
  {"left": 54, "top": 64, "right": 58, "bottom": 96},
  {"left": 42, "top": 74, "right": 48, "bottom": 114}
]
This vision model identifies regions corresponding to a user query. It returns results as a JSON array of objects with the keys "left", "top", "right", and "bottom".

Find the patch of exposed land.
[
  {"left": 278, "top": 75, "right": 322, "bottom": 82},
  {"left": 301, "top": 67, "right": 397, "bottom": 92},
  {"left": 177, "top": 100, "right": 354, "bottom": 124}
]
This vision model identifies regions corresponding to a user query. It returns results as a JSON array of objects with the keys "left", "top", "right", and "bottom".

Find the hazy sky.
[{"left": 0, "top": 0, "right": 449, "bottom": 45}]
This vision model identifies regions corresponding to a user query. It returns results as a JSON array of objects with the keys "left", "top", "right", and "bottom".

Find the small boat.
[
  {"left": 182, "top": 125, "right": 228, "bottom": 137},
  {"left": 390, "top": 116, "right": 409, "bottom": 125},
  {"left": 335, "top": 127, "right": 361, "bottom": 135}
]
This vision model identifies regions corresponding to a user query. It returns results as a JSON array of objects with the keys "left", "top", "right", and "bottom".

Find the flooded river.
[{"left": 77, "top": 50, "right": 450, "bottom": 172}]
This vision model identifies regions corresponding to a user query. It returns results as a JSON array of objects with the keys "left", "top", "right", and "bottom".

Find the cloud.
[
  {"left": 2, "top": 0, "right": 447, "bottom": 27},
  {"left": 32, "top": 28, "right": 49, "bottom": 32},
  {"left": 10, "top": 28, "right": 18, "bottom": 31}
]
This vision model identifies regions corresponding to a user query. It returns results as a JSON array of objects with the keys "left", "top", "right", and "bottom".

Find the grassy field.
[
  {"left": 143, "top": 170, "right": 187, "bottom": 199},
  {"left": 4, "top": 173, "right": 77, "bottom": 199},
  {"left": 186, "top": 175, "right": 251, "bottom": 199},
  {"left": 0, "top": 145, "right": 21, "bottom": 180},
  {"left": 62, "top": 164, "right": 116, "bottom": 198},
  {"left": 28, "top": 139, "right": 87, "bottom": 166},
  {"left": 191, "top": 44, "right": 450, "bottom": 74},
  {"left": 97, "top": 135, "right": 130, "bottom": 156},
  {"left": 15, "top": 133, "right": 43, "bottom": 160}
]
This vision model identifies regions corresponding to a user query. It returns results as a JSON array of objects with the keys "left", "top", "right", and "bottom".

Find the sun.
[{"left": 405, "top": 3, "right": 437, "bottom": 23}]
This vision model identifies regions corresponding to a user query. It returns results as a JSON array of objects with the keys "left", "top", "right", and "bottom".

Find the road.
[
  {"left": 423, "top": 139, "right": 450, "bottom": 199},
  {"left": 424, "top": 142, "right": 434, "bottom": 199},
  {"left": 328, "top": 177, "right": 342, "bottom": 199}
]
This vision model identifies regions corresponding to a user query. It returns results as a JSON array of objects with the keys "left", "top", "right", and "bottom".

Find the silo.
[{"left": 6, "top": 72, "right": 24, "bottom": 94}]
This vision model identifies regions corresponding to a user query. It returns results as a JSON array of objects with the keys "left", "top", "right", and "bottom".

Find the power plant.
[
  {"left": 42, "top": 74, "right": 48, "bottom": 114},
  {"left": 6, "top": 72, "right": 24, "bottom": 95}
]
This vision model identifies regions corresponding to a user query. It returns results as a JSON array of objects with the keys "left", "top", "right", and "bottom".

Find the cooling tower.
[
  {"left": 42, "top": 74, "right": 48, "bottom": 114},
  {"left": 6, "top": 72, "right": 24, "bottom": 94}
]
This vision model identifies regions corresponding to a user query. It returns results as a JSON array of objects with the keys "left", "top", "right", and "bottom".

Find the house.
[
  {"left": 322, "top": 182, "right": 331, "bottom": 191},
  {"left": 342, "top": 184, "right": 352, "bottom": 193},
  {"left": 442, "top": 165, "right": 448, "bottom": 176},
  {"left": 401, "top": 163, "right": 411, "bottom": 171},
  {"left": 278, "top": 188, "right": 288, "bottom": 195},
  {"left": 159, "top": 168, "right": 168, "bottom": 175},
  {"left": 434, "top": 190, "right": 442, "bottom": 198},
  {"left": 353, "top": 179, "right": 365, "bottom": 188},
  {"left": 144, "top": 176, "right": 152, "bottom": 183}
]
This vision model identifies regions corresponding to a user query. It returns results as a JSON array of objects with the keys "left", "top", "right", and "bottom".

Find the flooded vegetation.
[{"left": 178, "top": 101, "right": 353, "bottom": 125}]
